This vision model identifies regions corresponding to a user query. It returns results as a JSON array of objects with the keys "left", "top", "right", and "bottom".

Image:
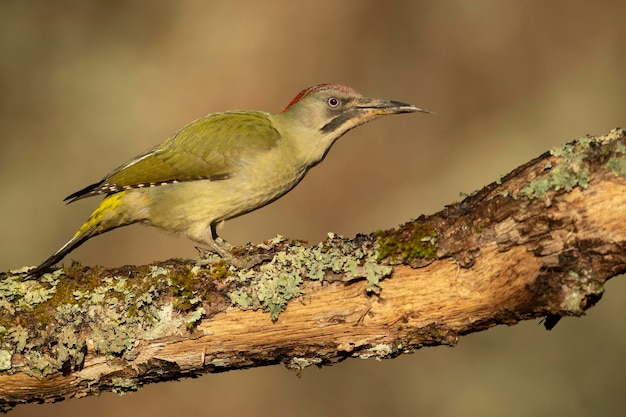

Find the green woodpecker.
[{"left": 29, "top": 83, "right": 430, "bottom": 275}]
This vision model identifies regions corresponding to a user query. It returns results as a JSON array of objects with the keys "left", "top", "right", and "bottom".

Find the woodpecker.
[{"left": 29, "top": 83, "right": 430, "bottom": 275}]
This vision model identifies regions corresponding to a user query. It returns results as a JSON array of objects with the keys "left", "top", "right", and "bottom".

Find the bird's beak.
[{"left": 357, "top": 97, "right": 435, "bottom": 116}]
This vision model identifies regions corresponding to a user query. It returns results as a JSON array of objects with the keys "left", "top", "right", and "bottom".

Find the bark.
[{"left": 1, "top": 128, "right": 625, "bottom": 412}]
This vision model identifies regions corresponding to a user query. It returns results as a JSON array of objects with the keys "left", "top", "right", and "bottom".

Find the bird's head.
[{"left": 276, "top": 83, "right": 431, "bottom": 165}]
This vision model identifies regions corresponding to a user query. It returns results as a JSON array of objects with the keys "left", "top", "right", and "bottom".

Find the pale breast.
[{"left": 141, "top": 145, "right": 308, "bottom": 233}]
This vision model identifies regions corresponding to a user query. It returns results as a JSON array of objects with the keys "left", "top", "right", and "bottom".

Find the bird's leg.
[
  {"left": 195, "top": 224, "right": 270, "bottom": 269},
  {"left": 195, "top": 224, "right": 235, "bottom": 263}
]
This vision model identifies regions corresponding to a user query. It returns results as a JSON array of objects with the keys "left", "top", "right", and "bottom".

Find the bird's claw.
[{"left": 195, "top": 243, "right": 272, "bottom": 269}]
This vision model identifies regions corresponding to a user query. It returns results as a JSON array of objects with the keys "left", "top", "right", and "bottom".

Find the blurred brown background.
[{"left": 2, "top": 0, "right": 626, "bottom": 416}]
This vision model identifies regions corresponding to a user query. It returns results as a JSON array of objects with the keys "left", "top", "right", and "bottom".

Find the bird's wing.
[{"left": 65, "top": 111, "right": 280, "bottom": 202}]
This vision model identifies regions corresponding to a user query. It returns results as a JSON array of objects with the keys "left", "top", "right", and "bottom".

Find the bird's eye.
[{"left": 327, "top": 97, "right": 341, "bottom": 108}]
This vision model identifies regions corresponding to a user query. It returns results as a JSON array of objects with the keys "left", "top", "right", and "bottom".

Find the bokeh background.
[{"left": 2, "top": 1, "right": 626, "bottom": 416}]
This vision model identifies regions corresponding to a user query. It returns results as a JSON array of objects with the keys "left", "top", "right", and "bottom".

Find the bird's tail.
[
  {"left": 26, "top": 226, "right": 99, "bottom": 278},
  {"left": 26, "top": 193, "right": 126, "bottom": 278}
]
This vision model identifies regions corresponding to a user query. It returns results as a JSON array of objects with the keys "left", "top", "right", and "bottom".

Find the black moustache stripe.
[{"left": 320, "top": 109, "right": 361, "bottom": 134}]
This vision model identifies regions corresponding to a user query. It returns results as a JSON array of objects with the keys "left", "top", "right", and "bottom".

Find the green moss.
[
  {"left": 91, "top": 307, "right": 136, "bottom": 356},
  {"left": 1, "top": 229, "right": 410, "bottom": 375},
  {"left": 185, "top": 306, "right": 206, "bottom": 330},
  {"left": 169, "top": 267, "right": 197, "bottom": 311},
  {"left": 519, "top": 137, "right": 591, "bottom": 199},
  {"left": 605, "top": 155, "right": 626, "bottom": 178},
  {"left": 516, "top": 128, "right": 626, "bottom": 198},
  {"left": 604, "top": 137, "right": 626, "bottom": 178},
  {"left": 228, "top": 234, "right": 392, "bottom": 320},
  {"left": 0, "top": 263, "right": 203, "bottom": 377},
  {"left": 206, "top": 260, "right": 230, "bottom": 281},
  {"left": 168, "top": 265, "right": 215, "bottom": 313},
  {"left": 0, "top": 349, "right": 12, "bottom": 371},
  {"left": 152, "top": 265, "right": 210, "bottom": 330},
  {"left": 375, "top": 223, "right": 437, "bottom": 264}
]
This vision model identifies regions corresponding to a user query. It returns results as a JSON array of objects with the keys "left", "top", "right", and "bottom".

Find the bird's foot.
[{"left": 195, "top": 238, "right": 272, "bottom": 269}]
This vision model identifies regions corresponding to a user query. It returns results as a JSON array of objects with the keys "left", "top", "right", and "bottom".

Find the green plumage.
[
  {"left": 67, "top": 112, "right": 281, "bottom": 202},
  {"left": 28, "top": 83, "right": 425, "bottom": 276}
]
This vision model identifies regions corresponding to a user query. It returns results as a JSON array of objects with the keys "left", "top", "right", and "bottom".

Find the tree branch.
[{"left": 2, "top": 128, "right": 626, "bottom": 412}]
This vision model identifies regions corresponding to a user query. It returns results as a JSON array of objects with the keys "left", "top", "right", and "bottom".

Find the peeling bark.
[{"left": 1, "top": 129, "right": 625, "bottom": 412}]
